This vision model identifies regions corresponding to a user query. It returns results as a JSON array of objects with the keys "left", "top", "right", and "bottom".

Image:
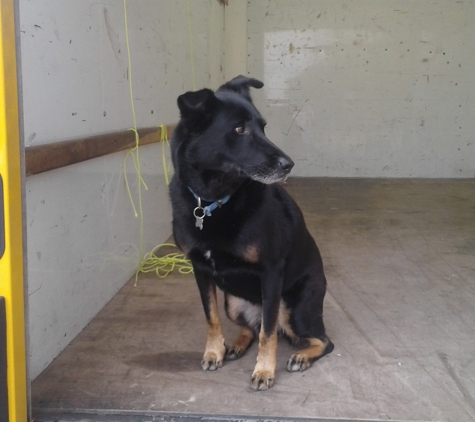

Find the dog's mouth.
[
  {"left": 235, "top": 153, "right": 294, "bottom": 185},
  {"left": 250, "top": 172, "right": 289, "bottom": 184},
  {"left": 240, "top": 166, "right": 291, "bottom": 185}
]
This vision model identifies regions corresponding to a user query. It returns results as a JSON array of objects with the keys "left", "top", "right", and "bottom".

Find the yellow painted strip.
[{"left": 0, "top": 0, "right": 28, "bottom": 421}]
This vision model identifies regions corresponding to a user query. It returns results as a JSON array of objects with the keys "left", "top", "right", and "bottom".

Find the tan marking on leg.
[
  {"left": 241, "top": 244, "right": 260, "bottom": 263},
  {"left": 226, "top": 326, "right": 254, "bottom": 360},
  {"left": 250, "top": 327, "right": 278, "bottom": 391},
  {"left": 278, "top": 301, "right": 298, "bottom": 341},
  {"left": 287, "top": 337, "right": 328, "bottom": 372},
  {"left": 202, "top": 284, "right": 226, "bottom": 371}
]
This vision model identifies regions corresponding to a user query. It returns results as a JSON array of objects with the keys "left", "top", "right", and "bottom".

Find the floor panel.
[{"left": 32, "top": 178, "right": 475, "bottom": 422}]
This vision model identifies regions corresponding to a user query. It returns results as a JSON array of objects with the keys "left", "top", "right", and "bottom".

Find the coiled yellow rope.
[{"left": 136, "top": 243, "right": 194, "bottom": 280}]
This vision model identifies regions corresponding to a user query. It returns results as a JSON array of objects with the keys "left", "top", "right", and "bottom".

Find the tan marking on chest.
[
  {"left": 225, "top": 294, "right": 262, "bottom": 329},
  {"left": 241, "top": 244, "right": 260, "bottom": 263}
]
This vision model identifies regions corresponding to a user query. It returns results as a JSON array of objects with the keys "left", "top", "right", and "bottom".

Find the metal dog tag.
[
  {"left": 193, "top": 197, "right": 205, "bottom": 230},
  {"left": 195, "top": 215, "right": 204, "bottom": 230}
]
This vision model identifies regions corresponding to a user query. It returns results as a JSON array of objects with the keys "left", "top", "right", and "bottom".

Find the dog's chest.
[
  {"left": 203, "top": 249, "right": 217, "bottom": 271},
  {"left": 200, "top": 243, "right": 260, "bottom": 270},
  {"left": 199, "top": 247, "right": 263, "bottom": 303}
]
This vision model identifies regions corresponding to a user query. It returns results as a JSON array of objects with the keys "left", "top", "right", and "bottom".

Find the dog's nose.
[{"left": 278, "top": 156, "right": 294, "bottom": 173}]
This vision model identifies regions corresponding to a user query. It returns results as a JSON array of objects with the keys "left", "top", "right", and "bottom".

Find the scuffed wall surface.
[
  {"left": 20, "top": 0, "right": 223, "bottom": 145},
  {"left": 247, "top": 0, "right": 475, "bottom": 178},
  {"left": 21, "top": 0, "right": 224, "bottom": 380}
]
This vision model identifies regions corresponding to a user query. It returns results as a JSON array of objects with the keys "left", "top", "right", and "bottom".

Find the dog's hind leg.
[
  {"left": 195, "top": 270, "right": 226, "bottom": 371},
  {"left": 287, "top": 336, "right": 334, "bottom": 372},
  {"left": 224, "top": 294, "right": 259, "bottom": 360},
  {"left": 226, "top": 327, "right": 254, "bottom": 360},
  {"left": 283, "top": 273, "right": 334, "bottom": 372}
]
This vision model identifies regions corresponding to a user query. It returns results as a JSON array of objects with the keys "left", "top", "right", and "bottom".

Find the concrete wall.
[
  {"left": 247, "top": 0, "right": 475, "bottom": 178},
  {"left": 21, "top": 0, "right": 225, "bottom": 380}
]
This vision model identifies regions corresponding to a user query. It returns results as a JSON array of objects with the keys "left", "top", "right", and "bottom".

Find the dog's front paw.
[
  {"left": 201, "top": 351, "right": 224, "bottom": 371},
  {"left": 250, "top": 369, "right": 275, "bottom": 391},
  {"left": 286, "top": 353, "right": 312, "bottom": 372}
]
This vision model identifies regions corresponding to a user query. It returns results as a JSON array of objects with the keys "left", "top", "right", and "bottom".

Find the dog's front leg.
[
  {"left": 250, "top": 273, "right": 282, "bottom": 391},
  {"left": 195, "top": 270, "right": 226, "bottom": 371}
]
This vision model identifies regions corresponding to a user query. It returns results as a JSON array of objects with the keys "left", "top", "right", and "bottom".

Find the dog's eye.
[{"left": 235, "top": 125, "right": 245, "bottom": 134}]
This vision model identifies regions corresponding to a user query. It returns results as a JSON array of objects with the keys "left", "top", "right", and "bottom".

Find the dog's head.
[{"left": 173, "top": 75, "right": 294, "bottom": 185}]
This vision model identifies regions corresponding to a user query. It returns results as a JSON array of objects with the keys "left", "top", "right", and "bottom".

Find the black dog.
[{"left": 169, "top": 76, "right": 333, "bottom": 391}]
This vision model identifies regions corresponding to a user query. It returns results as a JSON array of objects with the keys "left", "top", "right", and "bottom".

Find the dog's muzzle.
[
  {"left": 277, "top": 155, "right": 294, "bottom": 174},
  {"left": 248, "top": 155, "right": 295, "bottom": 185}
]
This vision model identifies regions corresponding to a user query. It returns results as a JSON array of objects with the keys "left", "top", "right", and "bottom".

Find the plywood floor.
[{"left": 32, "top": 178, "right": 475, "bottom": 422}]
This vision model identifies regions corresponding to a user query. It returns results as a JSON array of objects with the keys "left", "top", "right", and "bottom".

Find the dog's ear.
[
  {"left": 218, "top": 75, "right": 264, "bottom": 101},
  {"left": 177, "top": 88, "right": 217, "bottom": 120}
]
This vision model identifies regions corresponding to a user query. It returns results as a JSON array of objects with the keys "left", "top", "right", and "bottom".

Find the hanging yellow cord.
[
  {"left": 122, "top": 1, "right": 194, "bottom": 283},
  {"left": 134, "top": 125, "right": 193, "bottom": 284},
  {"left": 123, "top": 0, "right": 147, "bottom": 262}
]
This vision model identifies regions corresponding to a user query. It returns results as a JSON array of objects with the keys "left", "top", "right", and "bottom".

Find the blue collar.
[{"left": 188, "top": 187, "right": 231, "bottom": 217}]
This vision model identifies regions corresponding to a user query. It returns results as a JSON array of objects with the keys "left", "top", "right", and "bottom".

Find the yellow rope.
[
  {"left": 123, "top": 0, "right": 147, "bottom": 262},
  {"left": 122, "top": 2, "right": 194, "bottom": 283},
  {"left": 124, "top": 0, "right": 137, "bottom": 129},
  {"left": 134, "top": 126, "right": 193, "bottom": 284},
  {"left": 136, "top": 244, "right": 194, "bottom": 281}
]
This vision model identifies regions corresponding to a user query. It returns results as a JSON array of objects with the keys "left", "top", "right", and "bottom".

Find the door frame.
[{"left": 0, "top": 0, "right": 28, "bottom": 421}]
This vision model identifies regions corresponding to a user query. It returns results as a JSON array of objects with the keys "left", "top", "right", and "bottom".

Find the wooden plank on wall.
[{"left": 25, "top": 125, "right": 176, "bottom": 176}]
